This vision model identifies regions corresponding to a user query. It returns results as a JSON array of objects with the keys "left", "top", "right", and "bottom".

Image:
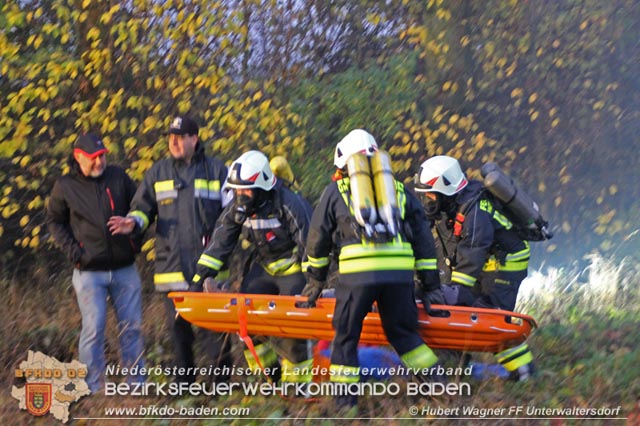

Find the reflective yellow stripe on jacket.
[
  {"left": 415, "top": 258, "right": 438, "bottom": 271},
  {"left": 197, "top": 253, "right": 224, "bottom": 271},
  {"left": 308, "top": 255, "right": 329, "bottom": 269},
  {"left": 502, "top": 243, "right": 530, "bottom": 271},
  {"left": 338, "top": 241, "right": 414, "bottom": 274},
  {"left": 153, "top": 272, "right": 187, "bottom": 290},
  {"left": 452, "top": 270, "right": 476, "bottom": 287},
  {"left": 154, "top": 180, "right": 177, "bottom": 201},
  {"left": 263, "top": 257, "right": 302, "bottom": 276},
  {"left": 129, "top": 210, "right": 150, "bottom": 231},
  {"left": 483, "top": 243, "right": 530, "bottom": 273},
  {"left": 194, "top": 179, "right": 222, "bottom": 200}
]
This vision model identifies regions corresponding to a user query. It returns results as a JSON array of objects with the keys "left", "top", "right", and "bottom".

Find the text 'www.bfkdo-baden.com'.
[{"left": 102, "top": 404, "right": 251, "bottom": 418}]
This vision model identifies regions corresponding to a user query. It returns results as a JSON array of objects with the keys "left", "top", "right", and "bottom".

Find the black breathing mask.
[
  {"left": 423, "top": 193, "right": 443, "bottom": 219},
  {"left": 233, "top": 188, "right": 271, "bottom": 220},
  {"left": 235, "top": 190, "right": 256, "bottom": 209}
]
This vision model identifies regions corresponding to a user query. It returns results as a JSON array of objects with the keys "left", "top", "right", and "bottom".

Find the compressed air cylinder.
[
  {"left": 347, "top": 153, "right": 377, "bottom": 237},
  {"left": 370, "top": 151, "right": 400, "bottom": 237},
  {"left": 481, "top": 163, "right": 543, "bottom": 230}
]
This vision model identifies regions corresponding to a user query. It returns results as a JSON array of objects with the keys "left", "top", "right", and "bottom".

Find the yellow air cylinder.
[
  {"left": 371, "top": 150, "right": 399, "bottom": 237},
  {"left": 346, "top": 153, "right": 377, "bottom": 237}
]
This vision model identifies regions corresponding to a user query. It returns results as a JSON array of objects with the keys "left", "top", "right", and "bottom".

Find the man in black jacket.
[{"left": 47, "top": 133, "right": 145, "bottom": 393}]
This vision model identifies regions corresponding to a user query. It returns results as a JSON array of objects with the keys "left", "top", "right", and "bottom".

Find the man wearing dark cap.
[
  {"left": 108, "top": 115, "right": 232, "bottom": 384},
  {"left": 47, "top": 133, "right": 145, "bottom": 393}
]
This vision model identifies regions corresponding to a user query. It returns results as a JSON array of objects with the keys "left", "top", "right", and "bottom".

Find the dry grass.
[{"left": 2, "top": 254, "right": 639, "bottom": 425}]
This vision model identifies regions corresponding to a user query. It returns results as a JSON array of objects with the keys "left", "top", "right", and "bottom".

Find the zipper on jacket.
[
  {"left": 98, "top": 182, "right": 115, "bottom": 268},
  {"left": 106, "top": 187, "right": 115, "bottom": 212}
]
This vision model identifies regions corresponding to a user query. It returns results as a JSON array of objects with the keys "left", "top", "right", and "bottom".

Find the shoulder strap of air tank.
[
  {"left": 453, "top": 189, "right": 486, "bottom": 239},
  {"left": 336, "top": 177, "right": 353, "bottom": 213}
]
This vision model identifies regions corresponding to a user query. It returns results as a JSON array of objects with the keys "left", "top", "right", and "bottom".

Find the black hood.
[{"left": 455, "top": 179, "right": 484, "bottom": 205}]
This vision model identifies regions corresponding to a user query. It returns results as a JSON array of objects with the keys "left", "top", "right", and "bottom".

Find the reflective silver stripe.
[
  {"left": 308, "top": 256, "right": 329, "bottom": 268},
  {"left": 243, "top": 218, "right": 282, "bottom": 229},
  {"left": 197, "top": 254, "right": 223, "bottom": 271},
  {"left": 153, "top": 272, "right": 188, "bottom": 291},
  {"left": 452, "top": 270, "right": 476, "bottom": 286},
  {"left": 415, "top": 258, "right": 437, "bottom": 270},
  {"left": 506, "top": 243, "right": 531, "bottom": 262},
  {"left": 128, "top": 211, "right": 149, "bottom": 231},
  {"left": 194, "top": 178, "right": 222, "bottom": 200},
  {"left": 156, "top": 189, "right": 178, "bottom": 201},
  {"left": 194, "top": 188, "right": 222, "bottom": 200},
  {"left": 339, "top": 242, "right": 413, "bottom": 260},
  {"left": 154, "top": 180, "right": 177, "bottom": 201}
]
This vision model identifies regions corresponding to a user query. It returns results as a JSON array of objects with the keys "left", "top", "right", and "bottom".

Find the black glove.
[
  {"left": 296, "top": 278, "right": 324, "bottom": 308},
  {"left": 189, "top": 268, "right": 218, "bottom": 292},
  {"left": 427, "top": 287, "right": 446, "bottom": 305},
  {"left": 187, "top": 282, "right": 203, "bottom": 292},
  {"left": 420, "top": 287, "right": 448, "bottom": 317}
]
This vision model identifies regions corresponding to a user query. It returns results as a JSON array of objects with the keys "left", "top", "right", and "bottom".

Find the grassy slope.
[{"left": 1, "top": 256, "right": 639, "bottom": 426}]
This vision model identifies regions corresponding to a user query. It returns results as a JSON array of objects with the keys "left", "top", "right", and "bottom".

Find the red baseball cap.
[{"left": 74, "top": 133, "right": 108, "bottom": 158}]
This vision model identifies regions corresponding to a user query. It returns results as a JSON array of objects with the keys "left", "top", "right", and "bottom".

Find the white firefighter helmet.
[
  {"left": 414, "top": 155, "right": 468, "bottom": 196},
  {"left": 226, "top": 150, "right": 276, "bottom": 191},
  {"left": 334, "top": 129, "right": 379, "bottom": 169}
]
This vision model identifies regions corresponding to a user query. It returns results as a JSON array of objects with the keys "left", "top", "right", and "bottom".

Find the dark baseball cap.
[
  {"left": 167, "top": 116, "right": 199, "bottom": 136},
  {"left": 74, "top": 133, "right": 108, "bottom": 158}
]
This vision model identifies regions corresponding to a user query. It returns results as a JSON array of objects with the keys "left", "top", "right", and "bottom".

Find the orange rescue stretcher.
[{"left": 170, "top": 292, "right": 537, "bottom": 353}]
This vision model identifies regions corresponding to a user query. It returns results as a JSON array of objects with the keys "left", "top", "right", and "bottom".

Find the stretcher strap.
[
  {"left": 236, "top": 297, "right": 273, "bottom": 383},
  {"left": 236, "top": 296, "right": 319, "bottom": 402}
]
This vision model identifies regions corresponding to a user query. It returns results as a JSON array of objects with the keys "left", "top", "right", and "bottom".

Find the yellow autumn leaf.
[
  {"left": 528, "top": 93, "right": 538, "bottom": 104},
  {"left": 442, "top": 81, "right": 452, "bottom": 91},
  {"left": 19, "top": 215, "right": 29, "bottom": 227},
  {"left": 609, "top": 185, "right": 618, "bottom": 195},
  {"left": 29, "top": 235, "right": 40, "bottom": 248}
]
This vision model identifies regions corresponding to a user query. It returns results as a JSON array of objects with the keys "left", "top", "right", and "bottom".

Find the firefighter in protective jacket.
[
  {"left": 193, "top": 150, "right": 313, "bottom": 383},
  {"left": 301, "top": 129, "right": 442, "bottom": 408},
  {"left": 108, "top": 116, "right": 231, "bottom": 384},
  {"left": 414, "top": 155, "right": 534, "bottom": 381}
]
